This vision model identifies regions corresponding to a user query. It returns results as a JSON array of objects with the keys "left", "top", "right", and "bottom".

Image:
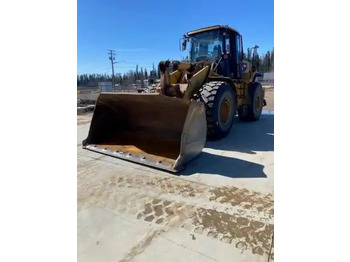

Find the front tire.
[{"left": 193, "top": 81, "right": 236, "bottom": 139}]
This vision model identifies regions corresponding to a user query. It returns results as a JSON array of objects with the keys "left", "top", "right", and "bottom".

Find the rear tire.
[
  {"left": 238, "top": 82, "right": 263, "bottom": 121},
  {"left": 193, "top": 81, "right": 236, "bottom": 139}
]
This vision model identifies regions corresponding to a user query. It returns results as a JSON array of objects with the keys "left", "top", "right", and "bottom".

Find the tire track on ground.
[{"left": 78, "top": 157, "right": 274, "bottom": 257}]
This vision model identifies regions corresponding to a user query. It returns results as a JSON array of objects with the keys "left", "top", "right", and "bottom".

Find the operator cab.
[{"left": 181, "top": 25, "right": 244, "bottom": 79}]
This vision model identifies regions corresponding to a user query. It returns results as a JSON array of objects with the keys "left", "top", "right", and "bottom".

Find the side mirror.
[
  {"left": 182, "top": 39, "right": 187, "bottom": 51},
  {"left": 179, "top": 36, "right": 188, "bottom": 51},
  {"left": 179, "top": 38, "right": 186, "bottom": 51}
]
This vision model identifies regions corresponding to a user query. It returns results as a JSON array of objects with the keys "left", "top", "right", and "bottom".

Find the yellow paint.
[
  {"left": 184, "top": 66, "right": 210, "bottom": 99},
  {"left": 158, "top": 59, "right": 263, "bottom": 108},
  {"left": 169, "top": 70, "right": 182, "bottom": 84}
]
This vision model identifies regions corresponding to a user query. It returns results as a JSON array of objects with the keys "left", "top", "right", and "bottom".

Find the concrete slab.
[
  {"left": 77, "top": 112, "right": 274, "bottom": 261},
  {"left": 77, "top": 122, "right": 90, "bottom": 146},
  {"left": 132, "top": 233, "right": 217, "bottom": 262},
  {"left": 181, "top": 114, "right": 274, "bottom": 193},
  {"left": 139, "top": 228, "right": 269, "bottom": 262},
  {"left": 78, "top": 206, "right": 151, "bottom": 262}
]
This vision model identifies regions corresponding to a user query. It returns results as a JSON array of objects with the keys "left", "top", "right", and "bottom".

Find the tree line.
[
  {"left": 77, "top": 63, "right": 160, "bottom": 87},
  {"left": 77, "top": 48, "right": 273, "bottom": 87},
  {"left": 245, "top": 47, "right": 274, "bottom": 73}
]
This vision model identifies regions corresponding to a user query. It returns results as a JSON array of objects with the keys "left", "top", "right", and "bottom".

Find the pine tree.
[
  {"left": 140, "top": 67, "right": 144, "bottom": 81},
  {"left": 157, "top": 65, "right": 160, "bottom": 79},
  {"left": 267, "top": 51, "right": 271, "bottom": 72},
  {"left": 144, "top": 69, "right": 148, "bottom": 79},
  {"left": 271, "top": 47, "right": 274, "bottom": 72},
  {"left": 135, "top": 65, "right": 139, "bottom": 80},
  {"left": 247, "top": 48, "right": 252, "bottom": 63}
]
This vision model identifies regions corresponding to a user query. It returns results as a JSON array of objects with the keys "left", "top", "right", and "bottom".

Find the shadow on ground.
[
  {"left": 207, "top": 114, "right": 274, "bottom": 154},
  {"left": 181, "top": 152, "right": 267, "bottom": 178},
  {"left": 180, "top": 114, "right": 274, "bottom": 178}
]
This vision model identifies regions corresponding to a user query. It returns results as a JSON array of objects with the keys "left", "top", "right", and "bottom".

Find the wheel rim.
[{"left": 220, "top": 98, "right": 231, "bottom": 124}]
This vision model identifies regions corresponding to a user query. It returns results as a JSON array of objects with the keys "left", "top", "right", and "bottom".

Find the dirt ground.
[
  {"left": 264, "top": 87, "right": 274, "bottom": 111},
  {"left": 77, "top": 113, "right": 93, "bottom": 125}
]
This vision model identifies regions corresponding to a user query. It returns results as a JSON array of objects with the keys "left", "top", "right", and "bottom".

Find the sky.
[{"left": 77, "top": 0, "right": 274, "bottom": 75}]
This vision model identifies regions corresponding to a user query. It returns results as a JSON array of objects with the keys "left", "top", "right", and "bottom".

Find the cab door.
[
  {"left": 216, "top": 31, "right": 243, "bottom": 79},
  {"left": 216, "top": 32, "right": 231, "bottom": 77},
  {"left": 235, "top": 34, "right": 244, "bottom": 79}
]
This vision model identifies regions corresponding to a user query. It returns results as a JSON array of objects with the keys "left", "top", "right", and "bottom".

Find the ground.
[
  {"left": 264, "top": 87, "right": 274, "bottom": 111},
  {"left": 77, "top": 87, "right": 274, "bottom": 262}
]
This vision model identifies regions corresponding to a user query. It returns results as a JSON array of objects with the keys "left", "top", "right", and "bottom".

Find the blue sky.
[{"left": 78, "top": 0, "right": 274, "bottom": 75}]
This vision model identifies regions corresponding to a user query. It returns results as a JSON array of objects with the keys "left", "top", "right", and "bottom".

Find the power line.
[
  {"left": 107, "top": 49, "right": 116, "bottom": 79},
  {"left": 107, "top": 49, "right": 127, "bottom": 85}
]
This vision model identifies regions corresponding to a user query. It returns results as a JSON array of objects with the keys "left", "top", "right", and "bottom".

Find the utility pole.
[
  {"left": 107, "top": 49, "right": 125, "bottom": 88},
  {"left": 108, "top": 49, "right": 116, "bottom": 81}
]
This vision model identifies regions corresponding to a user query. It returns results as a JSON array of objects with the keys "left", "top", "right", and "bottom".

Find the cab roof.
[{"left": 187, "top": 25, "right": 240, "bottom": 36}]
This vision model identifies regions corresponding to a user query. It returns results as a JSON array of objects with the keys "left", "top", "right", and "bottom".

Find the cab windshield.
[{"left": 189, "top": 30, "right": 223, "bottom": 62}]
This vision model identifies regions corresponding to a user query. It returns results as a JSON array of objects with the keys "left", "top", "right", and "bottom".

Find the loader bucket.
[{"left": 82, "top": 93, "right": 206, "bottom": 172}]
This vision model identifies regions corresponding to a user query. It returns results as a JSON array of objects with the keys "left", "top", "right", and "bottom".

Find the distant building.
[
  {"left": 135, "top": 79, "right": 148, "bottom": 87},
  {"left": 77, "top": 85, "right": 99, "bottom": 91},
  {"left": 256, "top": 72, "right": 274, "bottom": 85},
  {"left": 98, "top": 82, "right": 113, "bottom": 92},
  {"left": 263, "top": 72, "right": 274, "bottom": 81}
]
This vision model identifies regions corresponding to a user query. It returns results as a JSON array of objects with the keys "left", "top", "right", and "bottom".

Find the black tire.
[
  {"left": 238, "top": 82, "right": 263, "bottom": 121},
  {"left": 193, "top": 81, "right": 236, "bottom": 139}
]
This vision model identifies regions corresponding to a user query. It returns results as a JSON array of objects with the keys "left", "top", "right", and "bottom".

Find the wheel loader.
[{"left": 83, "top": 25, "right": 266, "bottom": 172}]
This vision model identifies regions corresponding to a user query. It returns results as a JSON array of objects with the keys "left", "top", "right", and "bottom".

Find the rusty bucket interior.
[{"left": 83, "top": 93, "right": 206, "bottom": 172}]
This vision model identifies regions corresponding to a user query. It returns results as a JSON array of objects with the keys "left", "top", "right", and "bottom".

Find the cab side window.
[
  {"left": 225, "top": 37, "right": 230, "bottom": 53},
  {"left": 236, "top": 35, "right": 243, "bottom": 77}
]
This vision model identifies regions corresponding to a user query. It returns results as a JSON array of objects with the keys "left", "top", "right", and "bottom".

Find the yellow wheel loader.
[{"left": 83, "top": 25, "right": 266, "bottom": 172}]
